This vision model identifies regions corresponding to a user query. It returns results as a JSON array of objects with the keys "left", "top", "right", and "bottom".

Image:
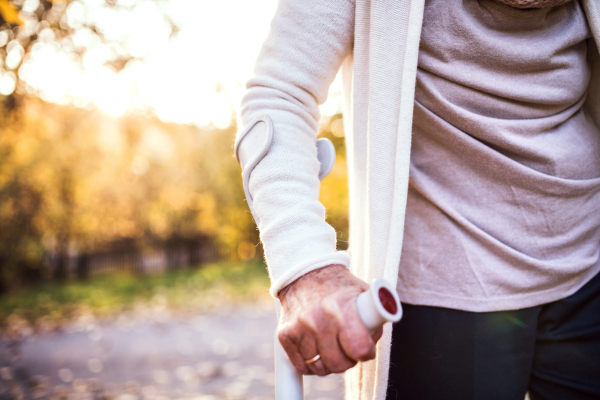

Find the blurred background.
[{"left": 0, "top": 0, "right": 350, "bottom": 399}]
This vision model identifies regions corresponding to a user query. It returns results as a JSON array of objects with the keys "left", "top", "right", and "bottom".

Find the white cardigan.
[{"left": 237, "top": 0, "right": 600, "bottom": 398}]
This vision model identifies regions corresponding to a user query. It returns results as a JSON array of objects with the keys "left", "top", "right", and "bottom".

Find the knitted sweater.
[{"left": 237, "top": 0, "right": 600, "bottom": 398}]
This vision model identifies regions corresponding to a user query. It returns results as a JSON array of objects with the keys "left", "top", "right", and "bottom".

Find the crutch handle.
[{"left": 356, "top": 278, "right": 402, "bottom": 332}]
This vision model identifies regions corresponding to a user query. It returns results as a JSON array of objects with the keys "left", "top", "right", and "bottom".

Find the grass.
[{"left": 0, "top": 260, "right": 271, "bottom": 333}]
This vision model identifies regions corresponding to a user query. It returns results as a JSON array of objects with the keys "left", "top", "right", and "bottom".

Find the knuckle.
[
  {"left": 277, "top": 326, "right": 293, "bottom": 343},
  {"left": 279, "top": 315, "right": 315, "bottom": 340},
  {"left": 321, "top": 296, "right": 339, "bottom": 312},
  {"left": 322, "top": 303, "right": 346, "bottom": 329},
  {"left": 322, "top": 296, "right": 343, "bottom": 317},
  {"left": 278, "top": 327, "right": 304, "bottom": 351},
  {"left": 297, "top": 311, "right": 319, "bottom": 332}
]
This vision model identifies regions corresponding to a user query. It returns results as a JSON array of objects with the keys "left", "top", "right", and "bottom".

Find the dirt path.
[{"left": 0, "top": 303, "right": 343, "bottom": 400}]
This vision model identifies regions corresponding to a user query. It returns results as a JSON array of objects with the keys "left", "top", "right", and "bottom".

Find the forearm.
[{"left": 237, "top": 0, "right": 355, "bottom": 297}]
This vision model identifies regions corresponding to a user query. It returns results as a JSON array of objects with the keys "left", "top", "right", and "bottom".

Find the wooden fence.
[{"left": 49, "top": 238, "right": 241, "bottom": 280}]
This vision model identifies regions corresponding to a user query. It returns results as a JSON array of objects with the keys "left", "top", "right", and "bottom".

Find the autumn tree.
[{"left": 0, "top": 0, "right": 178, "bottom": 103}]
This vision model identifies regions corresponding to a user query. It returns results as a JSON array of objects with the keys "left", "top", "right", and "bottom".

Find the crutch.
[{"left": 235, "top": 117, "right": 403, "bottom": 399}]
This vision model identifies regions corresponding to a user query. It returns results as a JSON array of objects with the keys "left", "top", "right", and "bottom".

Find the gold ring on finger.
[{"left": 304, "top": 354, "right": 321, "bottom": 364}]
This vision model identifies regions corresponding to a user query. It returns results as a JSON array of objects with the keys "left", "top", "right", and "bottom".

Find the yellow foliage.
[
  {"left": 0, "top": 98, "right": 350, "bottom": 283},
  {"left": 237, "top": 240, "right": 257, "bottom": 260},
  {"left": 193, "top": 192, "right": 218, "bottom": 235},
  {"left": 0, "top": 0, "right": 22, "bottom": 25},
  {"left": 0, "top": 198, "right": 15, "bottom": 219}
]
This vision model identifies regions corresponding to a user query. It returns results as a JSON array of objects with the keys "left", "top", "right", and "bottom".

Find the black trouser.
[{"left": 386, "top": 272, "right": 600, "bottom": 400}]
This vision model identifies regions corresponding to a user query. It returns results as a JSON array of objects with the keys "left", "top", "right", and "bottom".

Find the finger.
[
  {"left": 307, "top": 356, "right": 331, "bottom": 376},
  {"left": 338, "top": 304, "right": 377, "bottom": 362},
  {"left": 298, "top": 335, "right": 330, "bottom": 376},
  {"left": 319, "top": 335, "right": 357, "bottom": 374},
  {"left": 278, "top": 329, "right": 311, "bottom": 375},
  {"left": 317, "top": 303, "right": 356, "bottom": 373}
]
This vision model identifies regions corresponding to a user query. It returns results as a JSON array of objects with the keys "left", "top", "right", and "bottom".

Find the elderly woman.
[{"left": 236, "top": 0, "right": 600, "bottom": 398}]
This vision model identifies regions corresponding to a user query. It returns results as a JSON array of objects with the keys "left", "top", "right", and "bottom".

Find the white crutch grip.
[
  {"left": 274, "top": 279, "right": 402, "bottom": 399},
  {"left": 356, "top": 279, "right": 403, "bottom": 333}
]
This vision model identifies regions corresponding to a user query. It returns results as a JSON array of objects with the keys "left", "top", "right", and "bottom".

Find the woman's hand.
[{"left": 277, "top": 265, "right": 383, "bottom": 376}]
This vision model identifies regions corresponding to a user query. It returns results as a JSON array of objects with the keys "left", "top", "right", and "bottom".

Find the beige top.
[{"left": 398, "top": 0, "right": 600, "bottom": 311}]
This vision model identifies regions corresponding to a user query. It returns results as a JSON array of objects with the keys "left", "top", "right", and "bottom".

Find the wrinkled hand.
[{"left": 277, "top": 265, "right": 383, "bottom": 376}]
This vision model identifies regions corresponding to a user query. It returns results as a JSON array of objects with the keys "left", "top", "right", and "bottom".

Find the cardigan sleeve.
[{"left": 237, "top": 0, "right": 355, "bottom": 298}]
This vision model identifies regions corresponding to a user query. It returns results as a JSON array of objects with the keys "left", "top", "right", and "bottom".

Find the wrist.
[{"left": 278, "top": 264, "right": 350, "bottom": 303}]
